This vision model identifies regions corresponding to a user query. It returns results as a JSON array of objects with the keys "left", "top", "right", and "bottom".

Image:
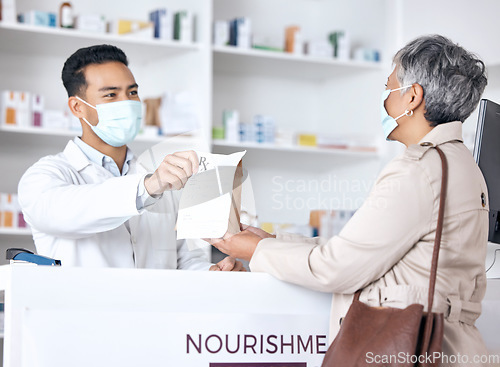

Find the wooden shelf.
[
  {"left": 213, "top": 45, "right": 383, "bottom": 80},
  {"left": 0, "top": 22, "right": 202, "bottom": 64},
  {"left": 212, "top": 139, "right": 379, "bottom": 158}
]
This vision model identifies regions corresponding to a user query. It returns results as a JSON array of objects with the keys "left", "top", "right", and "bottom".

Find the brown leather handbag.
[{"left": 321, "top": 146, "right": 447, "bottom": 367}]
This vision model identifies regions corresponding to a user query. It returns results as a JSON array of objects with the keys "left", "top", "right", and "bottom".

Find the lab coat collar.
[
  {"left": 73, "top": 137, "right": 134, "bottom": 176},
  {"left": 405, "top": 121, "right": 463, "bottom": 160},
  {"left": 62, "top": 139, "right": 135, "bottom": 173},
  {"left": 63, "top": 140, "right": 92, "bottom": 171}
]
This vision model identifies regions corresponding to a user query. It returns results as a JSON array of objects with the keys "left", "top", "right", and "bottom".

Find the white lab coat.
[{"left": 18, "top": 140, "right": 212, "bottom": 269}]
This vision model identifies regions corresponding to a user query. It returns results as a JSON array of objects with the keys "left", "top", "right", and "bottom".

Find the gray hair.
[{"left": 393, "top": 35, "right": 487, "bottom": 126}]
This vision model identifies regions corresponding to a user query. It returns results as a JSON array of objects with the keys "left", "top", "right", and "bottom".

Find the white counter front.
[
  {"left": 0, "top": 264, "right": 331, "bottom": 367},
  {"left": 1, "top": 264, "right": 499, "bottom": 367}
]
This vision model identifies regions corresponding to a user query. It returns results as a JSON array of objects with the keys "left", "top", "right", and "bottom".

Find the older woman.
[{"left": 209, "top": 35, "right": 490, "bottom": 364}]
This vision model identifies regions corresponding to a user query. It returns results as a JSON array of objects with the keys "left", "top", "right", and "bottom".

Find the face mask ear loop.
[
  {"left": 82, "top": 117, "right": 95, "bottom": 128},
  {"left": 75, "top": 96, "right": 98, "bottom": 127},
  {"left": 391, "top": 85, "right": 413, "bottom": 95},
  {"left": 75, "top": 96, "right": 97, "bottom": 110},
  {"left": 395, "top": 109, "right": 413, "bottom": 121}
]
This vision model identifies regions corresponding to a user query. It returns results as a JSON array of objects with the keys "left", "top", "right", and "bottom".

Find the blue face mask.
[
  {"left": 76, "top": 96, "right": 142, "bottom": 147},
  {"left": 381, "top": 85, "right": 413, "bottom": 141}
]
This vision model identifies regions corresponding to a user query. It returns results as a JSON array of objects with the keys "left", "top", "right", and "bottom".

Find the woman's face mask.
[
  {"left": 76, "top": 96, "right": 142, "bottom": 147},
  {"left": 380, "top": 85, "right": 413, "bottom": 141}
]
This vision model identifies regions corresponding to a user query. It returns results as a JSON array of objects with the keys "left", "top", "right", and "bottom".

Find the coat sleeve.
[
  {"left": 18, "top": 158, "right": 145, "bottom": 239},
  {"left": 176, "top": 239, "right": 213, "bottom": 270},
  {"left": 249, "top": 158, "right": 435, "bottom": 294}
]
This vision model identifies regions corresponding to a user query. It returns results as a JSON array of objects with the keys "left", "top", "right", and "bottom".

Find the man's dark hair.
[{"left": 61, "top": 44, "right": 129, "bottom": 97}]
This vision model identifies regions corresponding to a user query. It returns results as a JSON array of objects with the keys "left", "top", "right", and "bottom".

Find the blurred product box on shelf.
[
  {"left": 239, "top": 122, "right": 253, "bottom": 142},
  {"left": 160, "top": 91, "right": 198, "bottom": 135},
  {"left": 0, "top": 303, "right": 4, "bottom": 335},
  {"left": 1, "top": 91, "right": 32, "bottom": 127},
  {"left": 229, "top": 17, "right": 251, "bottom": 48},
  {"left": 212, "top": 126, "right": 225, "bottom": 140},
  {"left": 285, "top": 26, "right": 303, "bottom": 55},
  {"left": 329, "top": 30, "right": 350, "bottom": 60},
  {"left": 252, "top": 35, "right": 283, "bottom": 52},
  {"left": 310, "top": 209, "right": 356, "bottom": 238},
  {"left": 149, "top": 8, "right": 173, "bottom": 40},
  {"left": 0, "top": 89, "right": 84, "bottom": 132},
  {"left": 174, "top": 11, "right": 193, "bottom": 43},
  {"left": 18, "top": 10, "right": 57, "bottom": 27},
  {"left": 223, "top": 109, "right": 240, "bottom": 143},
  {"left": 275, "top": 128, "right": 296, "bottom": 147},
  {"left": 213, "top": 20, "right": 229, "bottom": 46},
  {"left": 75, "top": 14, "right": 106, "bottom": 33},
  {"left": 109, "top": 19, "right": 154, "bottom": 39},
  {"left": 316, "top": 134, "right": 349, "bottom": 149},
  {"left": 143, "top": 91, "right": 199, "bottom": 136},
  {"left": 32, "top": 94, "right": 44, "bottom": 127},
  {"left": 0, "top": 193, "right": 27, "bottom": 229},
  {"left": 43, "top": 109, "right": 69, "bottom": 130},
  {"left": 0, "top": 0, "right": 16, "bottom": 23},
  {"left": 143, "top": 97, "right": 162, "bottom": 136},
  {"left": 260, "top": 222, "right": 314, "bottom": 238},
  {"left": 297, "top": 133, "right": 317, "bottom": 147},
  {"left": 17, "top": 91, "right": 30, "bottom": 127},
  {"left": 317, "top": 133, "right": 378, "bottom": 152},
  {"left": 305, "top": 40, "right": 333, "bottom": 58},
  {"left": 253, "top": 115, "right": 275, "bottom": 143},
  {"left": 1, "top": 90, "right": 18, "bottom": 125},
  {"left": 353, "top": 47, "right": 381, "bottom": 63}
]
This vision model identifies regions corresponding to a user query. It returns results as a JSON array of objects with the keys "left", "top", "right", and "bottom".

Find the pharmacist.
[{"left": 18, "top": 44, "right": 243, "bottom": 271}]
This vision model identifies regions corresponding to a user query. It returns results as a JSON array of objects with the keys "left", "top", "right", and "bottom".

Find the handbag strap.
[
  {"left": 353, "top": 146, "right": 448, "bottom": 349},
  {"left": 420, "top": 146, "right": 448, "bottom": 352}
]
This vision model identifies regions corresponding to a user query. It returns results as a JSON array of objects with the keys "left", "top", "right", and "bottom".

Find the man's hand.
[
  {"left": 144, "top": 150, "right": 198, "bottom": 196},
  {"left": 209, "top": 256, "right": 246, "bottom": 271}
]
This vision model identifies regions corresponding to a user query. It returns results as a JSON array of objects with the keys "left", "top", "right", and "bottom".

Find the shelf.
[
  {"left": 0, "top": 125, "right": 198, "bottom": 145},
  {"left": 212, "top": 139, "right": 379, "bottom": 158},
  {"left": 0, "top": 228, "right": 32, "bottom": 236},
  {"left": 0, "top": 22, "right": 203, "bottom": 64},
  {"left": 213, "top": 45, "right": 383, "bottom": 80}
]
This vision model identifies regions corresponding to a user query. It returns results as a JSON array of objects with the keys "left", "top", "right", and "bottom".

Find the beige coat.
[{"left": 250, "top": 121, "right": 491, "bottom": 364}]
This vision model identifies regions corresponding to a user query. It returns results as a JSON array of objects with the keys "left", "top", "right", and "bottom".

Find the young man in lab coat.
[{"left": 18, "top": 44, "right": 243, "bottom": 271}]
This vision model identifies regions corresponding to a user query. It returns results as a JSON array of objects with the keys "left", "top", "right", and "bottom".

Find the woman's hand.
[{"left": 205, "top": 225, "right": 275, "bottom": 261}]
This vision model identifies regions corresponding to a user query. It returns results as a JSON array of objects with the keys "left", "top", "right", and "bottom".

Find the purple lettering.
[
  {"left": 225, "top": 334, "right": 240, "bottom": 354},
  {"left": 281, "top": 335, "right": 294, "bottom": 354},
  {"left": 266, "top": 335, "right": 278, "bottom": 354},
  {"left": 244, "top": 334, "right": 257, "bottom": 354},
  {"left": 186, "top": 334, "right": 202, "bottom": 354},
  {"left": 316, "top": 335, "right": 327, "bottom": 354},
  {"left": 297, "top": 335, "right": 313, "bottom": 353},
  {"left": 205, "top": 334, "right": 223, "bottom": 354}
]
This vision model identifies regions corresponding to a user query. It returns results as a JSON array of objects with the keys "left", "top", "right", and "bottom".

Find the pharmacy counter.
[
  {"left": 0, "top": 264, "right": 499, "bottom": 367},
  {"left": 0, "top": 264, "right": 330, "bottom": 367}
]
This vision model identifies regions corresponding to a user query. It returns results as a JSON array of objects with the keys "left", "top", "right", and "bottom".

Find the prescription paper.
[{"left": 176, "top": 151, "right": 246, "bottom": 239}]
